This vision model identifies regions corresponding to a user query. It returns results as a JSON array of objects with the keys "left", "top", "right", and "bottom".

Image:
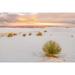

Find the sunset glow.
[
  {"left": 17, "top": 14, "right": 38, "bottom": 23},
  {"left": 0, "top": 13, "right": 75, "bottom": 27}
]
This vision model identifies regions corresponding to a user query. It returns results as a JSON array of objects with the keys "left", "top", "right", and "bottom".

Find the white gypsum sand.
[{"left": 0, "top": 27, "right": 75, "bottom": 62}]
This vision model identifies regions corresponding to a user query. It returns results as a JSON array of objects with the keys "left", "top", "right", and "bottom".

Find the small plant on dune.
[
  {"left": 36, "top": 32, "right": 42, "bottom": 36},
  {"left": 44, "top": 30, "right": 47, "bottom": 32},
  {"left": 29, "top": 33, "right": 32, "bottom": 36},
  {"left": 7, "top": 32, "right": 14, "bottom": 37},
  {"left": 71, "top": 35, "right": 74, "bottom": 38},
  {"left": 7, "top": 32, "right": 17, "bottom": 37},
  {"left": 43, "top": 40, "right": 61, "bottom": 58},
  {"left": 23, "top": 33, "right": 26, "bottom": 37}
]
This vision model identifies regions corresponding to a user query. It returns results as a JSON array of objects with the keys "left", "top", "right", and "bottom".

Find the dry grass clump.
[
  {"left": 44, "top": 30, "right": 47, "bottom": 32},
  {"left": 22, "top": 34, "right": 26, "bottom": 37},
  {"left": 7, "top": 32, "right": 17, "bottom": 37},
  {"left": 71, "top": 35, "right": 74, "bottom": 38},
  {"left": 43, "top": 40, "right": 61, "bottom": 57},
  {"left": 28, "top": 33, "right": 32, "bottom": 36},
  {"left": 36, "top": 32, "right": 43, "bottom": 36}
]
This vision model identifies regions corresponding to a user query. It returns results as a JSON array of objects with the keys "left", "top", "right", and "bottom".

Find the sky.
[
  {"left": 0, "top": 0, "right": 75, "bottom": 12},
  {"left": 0, "top": 0, "right": 75, "bottom": 26}
]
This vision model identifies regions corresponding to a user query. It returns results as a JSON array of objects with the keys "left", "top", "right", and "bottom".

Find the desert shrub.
[
  {"left": 22, "top": 34, "right": 26, "bottom": 37},
  {"left": 36, "top": 32, "right": 42, "bottom": 36},
  {"left": 13, "top": 33, "right": 17, "bottom": 36},
  {"left": 7, "top": 33, "right": 14, "bottom": 37},
  {"left": 44, "top": 30, "right": 47, "bottom": 32},
  {"left": 7, "top": 32, "right": 17, "bottom": 37},
  {"left": 29, "top": 33, "right": 32, "bottom": 36},
  {"left": 43, "top": 40, "right": 61, "bottom": 57},
  {"left": 71, "top": 35, "right": 74, "bottom": 38}
]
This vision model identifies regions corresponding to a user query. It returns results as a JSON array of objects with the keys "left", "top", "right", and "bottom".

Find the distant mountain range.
[{"left": 0, "top": 13, "right": 75, "bottom": 26}]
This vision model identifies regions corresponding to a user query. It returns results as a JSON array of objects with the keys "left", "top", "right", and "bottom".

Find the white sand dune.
[{"left": 0, "top": 27, "right": 75, "bottom": 62}]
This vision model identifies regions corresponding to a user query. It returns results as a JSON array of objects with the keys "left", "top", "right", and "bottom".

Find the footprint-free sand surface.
[{"left": 0, "top": 27, "right": 75, "bottom": 62}]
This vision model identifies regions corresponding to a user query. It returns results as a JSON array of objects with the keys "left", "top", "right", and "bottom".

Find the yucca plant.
[{"left": 43, "top": 40, "right": 61, "bottom": 57}]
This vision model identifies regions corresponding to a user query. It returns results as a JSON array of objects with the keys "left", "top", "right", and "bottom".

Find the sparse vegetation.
[
  {"left": 23, "top": 34, "right": 26, "bottom": 37},
  {"left": 71, "top": 35, "right": 74, "bottom": 38},
  {"left": 36, "top": 32, "right": 42, "bottom": 36},
  {"left": 29, "top": 33, "right": 32, "bottom": 36},
  {"left": 43, "top": 40, "right": 61, "bottom": 57},
  {"left": 13, "top": 33, "right": 17, "bottom": 36},
  {"left": 7, "top": 32, "right": 17, "bottom": 37},
  {"left": 44, "top": 30, "right": 47, "bottom": 32},
  {"left": 7, "top": 32, "right": 16, "bottom": 37}
]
